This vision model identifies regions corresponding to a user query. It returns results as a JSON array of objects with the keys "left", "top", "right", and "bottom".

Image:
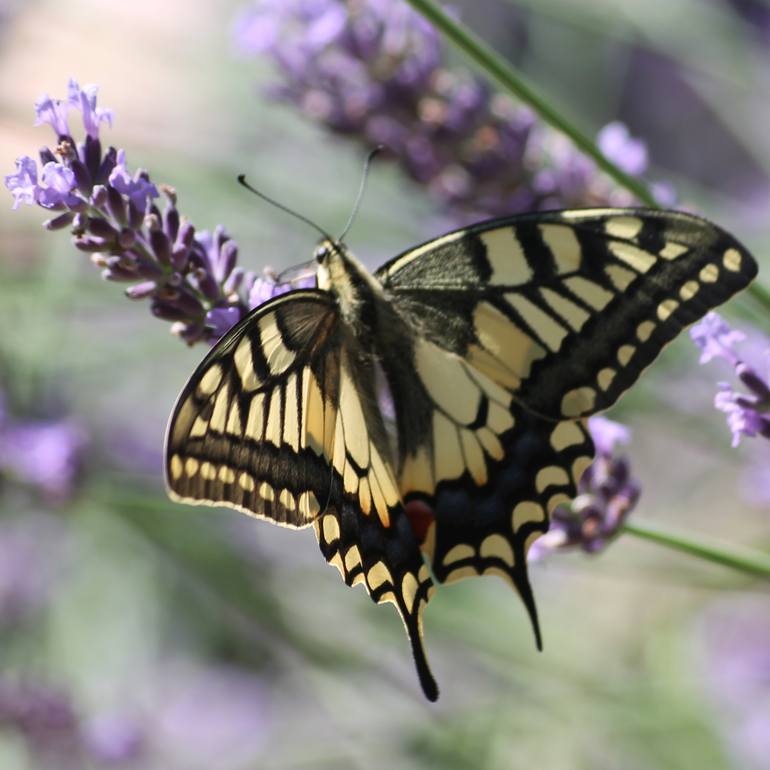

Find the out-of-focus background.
[{"left": 1, "top": 0, "right": 769, "bottom": 768}]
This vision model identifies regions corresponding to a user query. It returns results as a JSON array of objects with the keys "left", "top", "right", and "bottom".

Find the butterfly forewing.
[
  {"left": 376, "top": 208, "right": 758, "bottom": 419},
  {"left": 166, "top": 291, "right": 339, "bottom": 526}
]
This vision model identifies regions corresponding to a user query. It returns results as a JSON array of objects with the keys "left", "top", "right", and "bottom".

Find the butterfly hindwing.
[
  {"left": 375, "top": 329, "right": 594, "bottom": 643},
  {"left": 165, "top": 290, "right": 438, "bottom": 699}
]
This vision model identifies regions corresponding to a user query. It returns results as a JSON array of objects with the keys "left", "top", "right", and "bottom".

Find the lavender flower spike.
[
  {"left": 236, "top": 0, "right": 665, "bottom": 219},
  {"left": 529, "top": 416, "right": 640, "bottom": 559},
  {"left": 690, "top": 312, "right": 770, "bottom": 446},
  {"left": 4, "top": 79, "right": 258, "bottom": 345}
]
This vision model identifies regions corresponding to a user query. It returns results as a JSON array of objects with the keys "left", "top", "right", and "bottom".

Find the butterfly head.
[{"left": 314, "top": 238, "right": 352, "bottom": 291}]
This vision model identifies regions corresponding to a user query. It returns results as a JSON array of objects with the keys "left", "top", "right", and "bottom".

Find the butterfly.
[{"left": 165, "top": 208, "right": 756, "bottom": 700}]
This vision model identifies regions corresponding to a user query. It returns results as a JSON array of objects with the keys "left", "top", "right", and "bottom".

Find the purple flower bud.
[
  {"left": 82, "top": 134, "right": 103, "bottom": 179},
  {"left": 164, "top": 206, "right": 180, "bottom": 241},
  {"left": 124, "top": 281, "right": 158, "bottom": 300},
  {"left": 89, "top": 184, "right": 108, "bottom": 207},
  {"left": 39, "top": 146, "right": 56, "bottom": 165},
  {"left": 150, "top": 228, "right": 171, "bottom": 265},
  {"left": 97, "top": 145, "right": 118, "bottom": 183},
  {"left": 106, "top": 184, "right": 126, "bottom": 224},
  {"left": 151, "top": 299, "right": 196, "bottom": 322},
  {"left": 206, "top": 306, "right": 243, "bottom": 339},
  {"left": 43, "top": 211, "right": 75, "bottom": 230},
  {"left": 117, "top": 227, "right": 135, "bottom": 249},
  {"left": 86, "top": 216, "right": 116, "bottom": 239},
  {"left": 223, "top": 266, "right": 245, "bottom": 295},
  {"left": 69, "top": 158, "right": 92, "bottom": 194},
  {"left": 73, "top": 236, "right": 110, "bottom": 252}
]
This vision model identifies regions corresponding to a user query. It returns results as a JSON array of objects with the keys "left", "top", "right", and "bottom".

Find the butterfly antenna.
[
  {"left": 238, "top": 175, "right": 334, "bottom": 242},
  {"left": 337, "top": 145, "right": 383, "bottom": 243}
]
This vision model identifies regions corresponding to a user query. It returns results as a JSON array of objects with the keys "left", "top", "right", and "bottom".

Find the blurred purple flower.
[
  {"left": 698, "top": 598, "right": 770, "bottom": 770},
  {"left": 0, "top": 678, "right": 146, "bottom": 769},
  {"left": 152, "top": 663, "right": 267, "bottom": 766},
  {"left": 4, "top": 79, "right": 253, "bottom": 345},
  {"left": 597, "top": 121, "right": 648, "bottom": 176},
  {"left": 690, "top": 313, "right": 770, "bottom": 446},
  {"left": 530, "top": 416, "right": 640, "bottom": 559},
  {"left": 83, "top": 713, "right": 146, "bottom": 765},
  {"left": 0, "top": 514, "right": 67, "bottom": 630},
  {"left": 235, "top": 0, "right": 660, "bottom": 219},
  {"left": 0, "top": 680, "right": 81, "bottom": 761},
  {"left": 0, "top": 392, "right": 85, "bottom": 502}
]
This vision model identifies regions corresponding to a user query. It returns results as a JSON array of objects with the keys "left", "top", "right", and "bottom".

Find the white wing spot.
[
  {"left": 617, "top": 345, "right": 636, "bottom": 366},
  {"left": 535, "top": 465, "right": 570, "bottom": 493},
  {"left": 539, "top": 223, "right": 582, "bottom": 274},
  {"left": 699, "top": 264, "right": 719, "bottom": 283},
  {"left": 657, "top": 298, "right": 679, "bottom": 321},
  {"left": 561, "top": 386, "right": 596, "bottom": 417},
  {"left": 480, "top": 534, "right": 515, "bottom": 566},
  {"left": 636, "top": 320, "right": 656, "bottom": 342},
  {"left": 597, "top": 367, "right": 616, "bottom": 391},
  {"left": 723, "top": 248, "right": 742, "bottom": 272},
  {"left": 550, "top": 422, "right": 584, "bottom": 451},
  {"left": 563, "top": 276, "right": 614, "bottom": 311},
  {"left": 198, "top": 365, "right": 222, "bottom": 396},
  {"left": 605, "top": 216, "right": 643, "bottom": 240}
]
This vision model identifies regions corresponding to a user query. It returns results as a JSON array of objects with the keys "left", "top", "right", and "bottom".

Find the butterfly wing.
[
  {"left": 373, "top": 209, "right": 756, "bottom": 637},
  {"left": 376, "top": 208, "right": 757, "bottom": 419},
  {"left": 165, "top": 290, "right": 437, "bottom": 699}
]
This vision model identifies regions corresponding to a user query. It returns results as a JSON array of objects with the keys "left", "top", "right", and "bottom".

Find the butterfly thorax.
[{"left": 314, "top": 239, "right": 384, "bottom": 332}]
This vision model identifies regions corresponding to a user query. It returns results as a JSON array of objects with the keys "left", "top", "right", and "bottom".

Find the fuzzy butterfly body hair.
[{"left": 165, "top": 207, "right": 757, "bottom": 701}]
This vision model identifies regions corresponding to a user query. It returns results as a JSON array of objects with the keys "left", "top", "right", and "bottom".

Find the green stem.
[
  {"left": 624, "top": 518, "right": 770, "bottom": 578},
  {"left": 403, "top": 0, "right": 770, "bottom": 314}
]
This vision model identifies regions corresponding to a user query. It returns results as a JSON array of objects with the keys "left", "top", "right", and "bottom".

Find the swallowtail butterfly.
[{"left": 165, "top": 208, "right": 757, "bottom": 700}]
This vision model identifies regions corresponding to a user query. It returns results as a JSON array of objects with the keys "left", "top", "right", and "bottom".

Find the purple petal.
[
  {"left": 587, "top": 416, "right": 631, "bottom": 456},
  {"left": 4, "top": 156, "right": 39, "bottom": 209},
  {"left": 0, "top": 418, "right": 85, "bottom": 501},
  {"left": 34, "top": 92, "right": 71, "bottom": 137},
  {"left": 37, "top": 162, "right": 79, "bottom": 208},
  {"left": 597, "top": 122, "right": 648, "bottom": 177},
  {"left": 690, "top": 312, "right": 745, "bottom": 364},
  {"left": 68, "top": 79, "right": 114, "bottom": 139}
]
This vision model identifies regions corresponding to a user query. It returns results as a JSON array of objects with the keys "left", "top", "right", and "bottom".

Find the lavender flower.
[
  {"left": 690, "top": 312, "right": 770, "bottom": 446},
  {"left": 235, "top": 0, "right": 661, "bottom": 219},
  {"left": 4, "top": 79, "right": 295, "bottom": 345},
  {"left": 529, "top": 416, "right": 641, "bottom": 559}
]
